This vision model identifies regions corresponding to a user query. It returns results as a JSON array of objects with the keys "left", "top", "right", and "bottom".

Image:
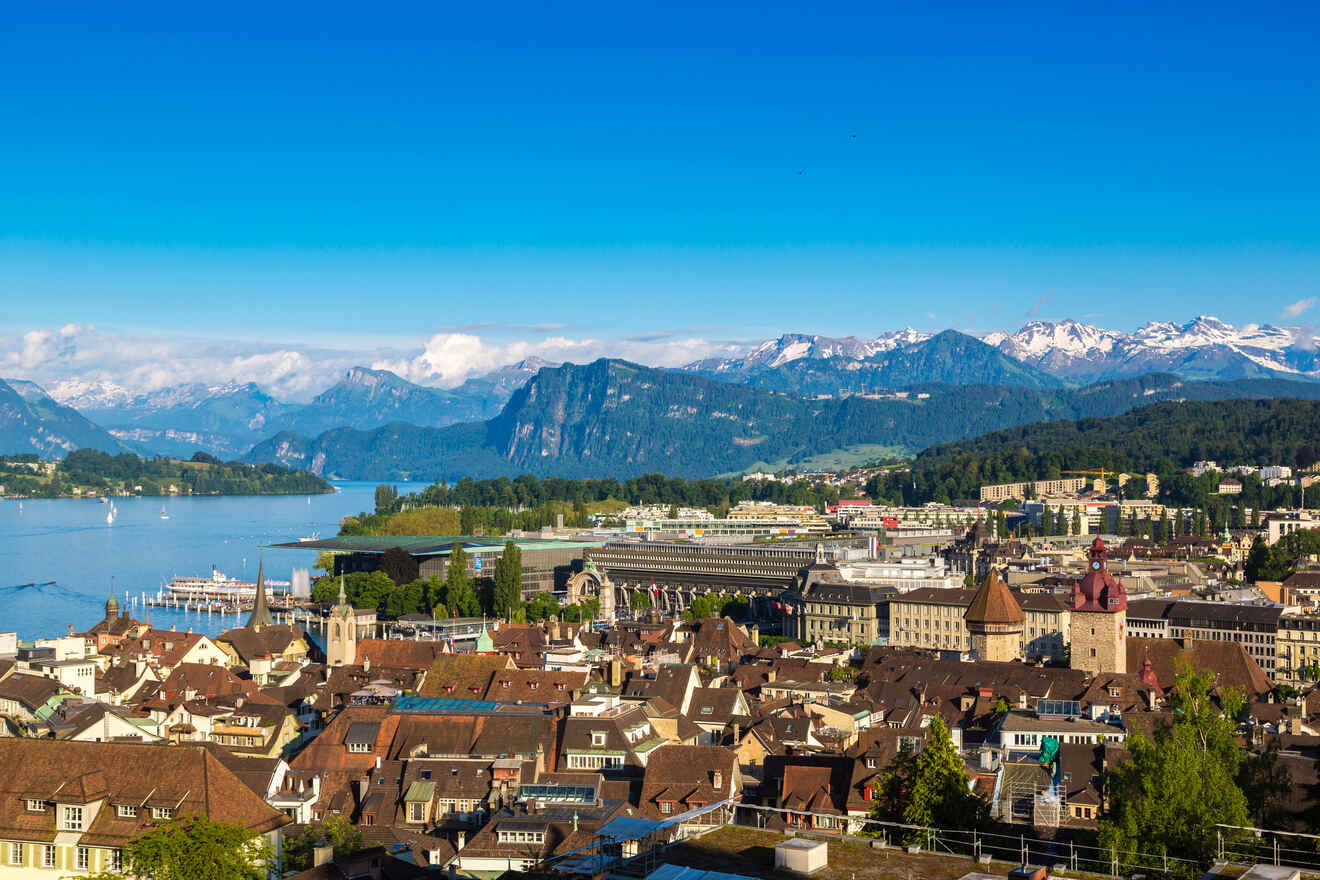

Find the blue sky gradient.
[{"left": 1, "top": 1, "right": 1318, "bottom": 350}]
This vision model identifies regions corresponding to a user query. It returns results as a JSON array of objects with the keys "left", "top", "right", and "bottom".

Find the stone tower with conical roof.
[
  {"left": 964, "top": 568, "right": 1024, "bottom": 662},
  {"left": 327, "top": 576, "right": 357, "bottom": 667},
  {"left": 246, "top": 558, "right": 274, "bottom": 632},
  {"left": 1070, "top": 537, "right": 1128, "bottom": 675}
]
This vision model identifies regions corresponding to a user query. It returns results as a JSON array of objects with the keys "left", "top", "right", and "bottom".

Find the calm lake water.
[{"left": 0, "top": 481, "right": 429, "bottom": 641}]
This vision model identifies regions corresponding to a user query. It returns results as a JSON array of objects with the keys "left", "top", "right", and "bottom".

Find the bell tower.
[
  {"left": 1070, "top": 538, "right": 1128, "bottom": 675},
  {"left": 327, "top": 576, "right": 357, "bottom": 667}
]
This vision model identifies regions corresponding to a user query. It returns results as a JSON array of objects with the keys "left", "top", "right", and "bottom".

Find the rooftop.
[{"left": 269, "top": 535, "right": 603, "bottom": 554}]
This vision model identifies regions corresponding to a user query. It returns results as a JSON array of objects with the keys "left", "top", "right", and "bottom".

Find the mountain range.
[
  {"left": 58, "top": 364, "right": 537, "bottom": 458},
  {"left": 6, "top": 314, "right": 1320, "bottom": 477},
  {"left": 0, "top": 379, "right": 131, "bottom": 458},
  {"left": 243, "top": 360, "right": 1320, "bottom": 481},
  {"left": 687, "top": 316, "right": 1320, "bottom": 388}
]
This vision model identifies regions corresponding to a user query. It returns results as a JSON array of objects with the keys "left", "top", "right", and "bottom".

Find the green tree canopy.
[
  {"left": 82, "top": 815, "right": 271, "bottom": 880},
  {"left": 492, "top": 541, "right": 523, "bottom": 619},
  {"left": 1099, "top": 663, "right": 1250, "bottom": 872},
  {"left": 283, "top": 816, "right": 362, "bottom": 873}
]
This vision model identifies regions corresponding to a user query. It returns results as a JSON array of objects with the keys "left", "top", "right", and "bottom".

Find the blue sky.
[{"left": 1, "top": 1, "right": 1318, "bottom": 394}]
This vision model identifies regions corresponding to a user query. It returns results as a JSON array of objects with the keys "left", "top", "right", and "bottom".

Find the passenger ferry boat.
[{"left": 165, "top": 566, "right": 291, "bottom": 603}]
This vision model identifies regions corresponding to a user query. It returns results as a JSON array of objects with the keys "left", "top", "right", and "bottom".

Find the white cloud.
[
  {"left": 2, "top": 323, "right": 749, "bottom": 404},
  {"left": 1283, "top": 298, "right": 1317, "bottom": 319},
  {"left": 373, "top": 332, "right": 742, "bottom": 387}
]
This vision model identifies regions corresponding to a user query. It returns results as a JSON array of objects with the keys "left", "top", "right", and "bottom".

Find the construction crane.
[{"left": 1062, "top": 468, "right": 1126, "bottom": 491}]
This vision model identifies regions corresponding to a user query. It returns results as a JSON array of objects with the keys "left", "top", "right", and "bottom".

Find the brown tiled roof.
[
  {"left": 217, "top": 625, "right": 310, "bottom": 664},
  {"left": 0, "top": 739, "right": 289, "bottom": 846},
  {"left": 484, "top": 669, "right": 588, "bottom": 703},
  {"left": 638, "top": 745, "right": 738, "bottom": 819},
  {"left": 355, "top": 639, "right": 449, "bottom": 672},
  {"left": 386, "top": 714, "right": 556, "bottom": 762},
  {"left": 416, "top": 654, "right": 514, "bottom": 699},
  {"left": 1126, "top": 637, "right": 1272, "bottom": 696},
  {"left": 0, "top": 672, "right": 63, "bottom": 710},
  {"left": 965, "top": 569, "right": 1024, "bottom": 627},
  {"left": 119, "top": 629, "right": 208, "bottom": 668},
  {"left": 160, "top": 662, "right": 254, "bottom": 700}
]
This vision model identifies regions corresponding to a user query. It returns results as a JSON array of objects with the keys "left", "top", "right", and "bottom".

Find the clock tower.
[{"left": 1070, "top": 537, "right": 1128, "bottom": 675}]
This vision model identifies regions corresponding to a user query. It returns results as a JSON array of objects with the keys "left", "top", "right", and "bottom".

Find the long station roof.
[{"left": 268, "top": 535, "right": 605, "bottom": 555}]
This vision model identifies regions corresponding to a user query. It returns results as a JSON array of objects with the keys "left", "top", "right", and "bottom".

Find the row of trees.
[
  {"left": 375, "top": 473, "right": 843, "bottom": 517},
  {"left": 311, "top": 541, "right": 601, "bottom": 622}
]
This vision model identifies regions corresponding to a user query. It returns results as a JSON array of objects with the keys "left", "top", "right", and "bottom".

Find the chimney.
[
  {"left": 68, "top": 624, "right": 74, "bottom": 636},
  {"left": 713, "top": 770, "right": 723, "bottom": 789},
  {"left": 375, "top": 756, "right": 381, "bottom": 770},
  {"left": 170, "top": 624, "right": 176, "bottom": 632},
  {"left": 186, "top": 627, "right": 192, "bottom": 635},
  {"left": 455, "top": 831, "right": 466, "bottom": 851},
  {"left": 313, "top": 838, "right": 334, "bottom": 867}
]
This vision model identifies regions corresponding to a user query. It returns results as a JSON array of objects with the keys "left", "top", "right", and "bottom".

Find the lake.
[{"left": 0, "top": 481, "right": 430, "bottom": 641}]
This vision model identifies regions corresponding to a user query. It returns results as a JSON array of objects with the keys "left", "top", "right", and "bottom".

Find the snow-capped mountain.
[
  {"left": 987, "top": 315, "right": 1320, "bottom": 382},
  {"left": 687, "top": 331, "right": 932, "bottom": 376}
]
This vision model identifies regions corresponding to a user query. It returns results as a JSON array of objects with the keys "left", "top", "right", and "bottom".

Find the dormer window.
[
  {"left": 501, "top": 680, "right": 511, "bottom": 689},
  {"left": 444, "top": 685, "right": 455, "bottom": 693},
  {"left": 529, "top": 681, "right": 539, "bottom": 690},
  {"left": 61, "top": 805, "right": 84, "bottom": 831},
  {"left": 555, "top": 682, "right": 565, "bottom": 691},
  {"left": 151, "top": 807, "right": 173, "bottom": 820},
  {"left": 117, "top": 804, "right": 137, "bottom": 818},
  {"left": 1108, "top": 687, "right": 1121, "bottom": 698},
  {"left": 26, "top": 800, "right": 45, "bottom": 813},
  {"left": 470, "top": 687, "right": 481, "bottom": 694},
  {"left": 347, "top": 741, "right": 372, "bottom": 754},
  {"left": 591, "top": 731, "right": 607, "bottom": 747}
]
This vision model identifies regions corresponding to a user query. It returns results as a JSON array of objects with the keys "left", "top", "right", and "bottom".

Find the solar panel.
[
  {"left": 1036, "top": 699, "right": 1080, "bottom": 718},
  {"left": 517, "top": 783, "right": 597, "bottom": 803}
]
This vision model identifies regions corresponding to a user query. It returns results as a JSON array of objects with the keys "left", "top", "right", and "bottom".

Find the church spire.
[
  {"left": 246, "top": 557, "right": 273, "bottom": 631},
  {"left": 337, "top": 574, "right": 347, "bottom": 605}
]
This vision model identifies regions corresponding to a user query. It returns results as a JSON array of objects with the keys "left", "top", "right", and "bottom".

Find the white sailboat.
[
  {"left": 106, "top": 507, "right": 115, "bottom": 525},
  {"left": 160, "top": 505, "right": 169, "bottom": 520}
]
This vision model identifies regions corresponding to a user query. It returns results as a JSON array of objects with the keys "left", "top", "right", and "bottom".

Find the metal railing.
[{"left": 728, "top": 803, "right": 1204, "bottom": 878}]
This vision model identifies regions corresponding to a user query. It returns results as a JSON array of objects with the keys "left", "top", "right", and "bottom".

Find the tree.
[
  {"left": 527, "top": 593, "right": 561, "bottom": 621},
  {"left": 313, "top": 551, "right": 339, "bottom": 576},
  {"left": 444, "top": 544, "right": 481, "bottom": 617},
  {"left": 876, "top": 716, "right": 985, "bottom": 839},
  {"left": 1071, "top": 509, "right": 1082, "bottom": 537},
  {"left": 1238, "top": 740, "right": 1293, "bottom": 828},
  {"left": 1297, "top": 444, "right": 1318, "bottom": 471},
  {"left": 378, "top": 546, "right": 419, "bottom": 586},
  {"left": 629, "top": 591, "right": 652, "bottom": 611},
  {"left": 374, "top": 483, "right": 398, "bottom": 514},
  {"left": 1100, "top": 663, "right": 1250, "bottom": 871},
  {"left": 82, "top": 814, "right": 272, "bottom": 880},
  {"left": 283, "top": 816, "right": 362, "bottom": 873},
  {"left": 492, "top": 541, "right": 523, "bottom": 619}
]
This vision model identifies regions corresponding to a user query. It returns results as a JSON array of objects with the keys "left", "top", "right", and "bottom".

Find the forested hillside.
[
  {"left": 878, "top": 397, "right": 1320, "bottom": 505},
  {"left": 247, "top": 360, "right": 1320, "bottom": 482}
]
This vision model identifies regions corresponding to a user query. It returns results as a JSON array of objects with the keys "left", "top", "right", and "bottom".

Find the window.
[
  {"left": 76, "top": 847, "right": 89, "bottom": 870},
  {"left": 8, "top": 843, "right": 21, "bottom": 866},
  {"left": 42, "top": 845, "right": 55, "bottom": 868},
  {"left": 347, "top": 741, "right": 371, "bottom": 754},
  {"left": 660, "top": 801, "right": 672, "bottom": 814},
  {"left": 62, "top": 805, "right": 84, "bottom": 831},
  {"left": 152, "top": 807, "right": 173, "bottom": 820},
  {"left": 26, "top": 799, "right": 45, "bottom": 812},
  {"left": 407, "top": 802, "right": 425, "bottom": 823},
  {"left": 591, "top": 731, "right": 606, "bottom": 747},
  {"left": 108, "top": 850, "right": 123, "bottom": 871}
]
